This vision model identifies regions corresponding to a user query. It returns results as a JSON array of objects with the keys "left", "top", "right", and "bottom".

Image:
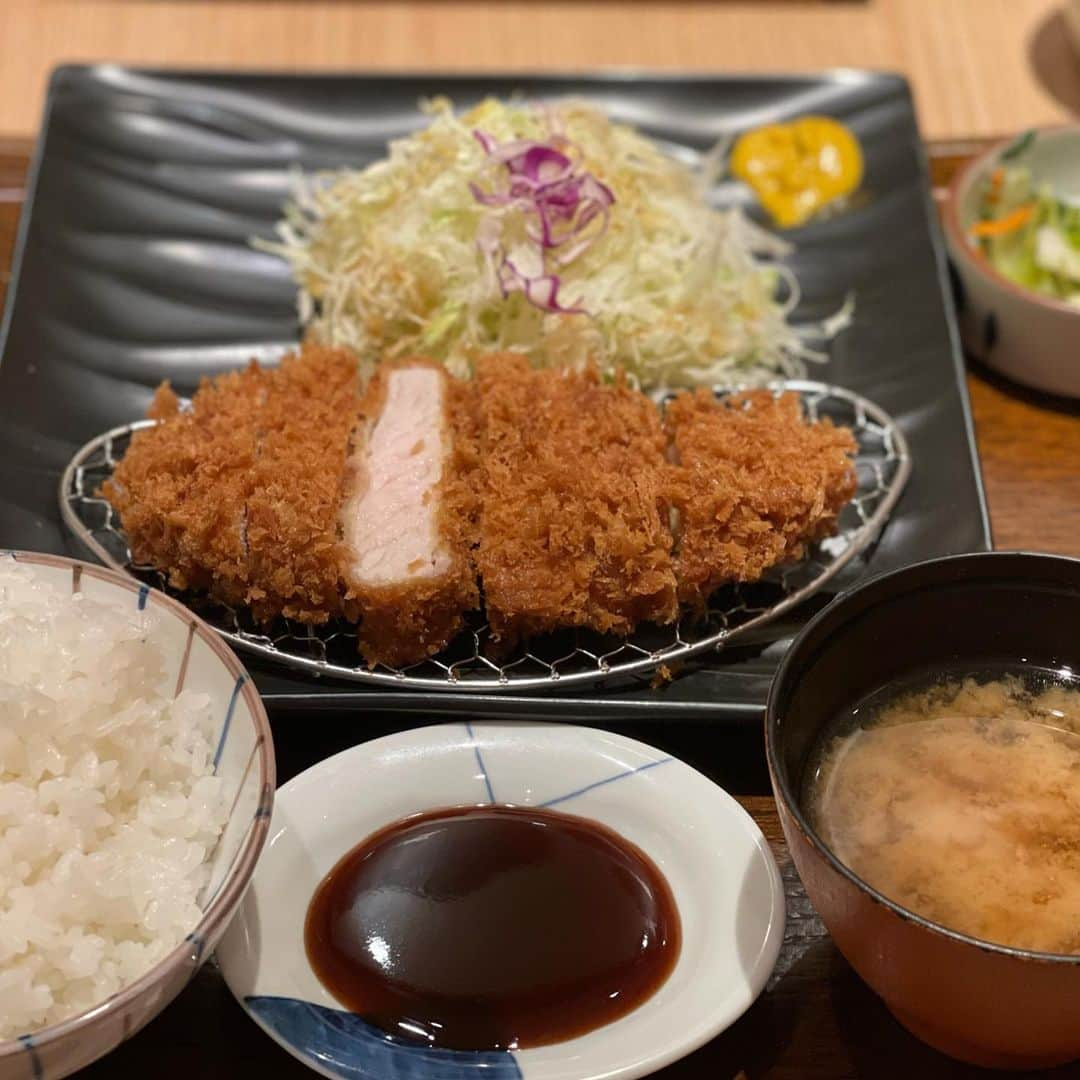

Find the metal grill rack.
[{"left": 59, "top": 380, "right": 910, "bottom": 691}]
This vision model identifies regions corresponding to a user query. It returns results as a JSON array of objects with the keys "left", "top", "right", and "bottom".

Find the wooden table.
[
  {"left": 1, "top": 0, "right": 1080, "bottom": 142},
  {"left": 1, "top": 138, "right": 1079, "bottom": 1077}
]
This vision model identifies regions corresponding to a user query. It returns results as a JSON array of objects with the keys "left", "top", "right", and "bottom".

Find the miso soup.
[{"left": 806, "top": 670, "right": 1080, "bottom": 954}]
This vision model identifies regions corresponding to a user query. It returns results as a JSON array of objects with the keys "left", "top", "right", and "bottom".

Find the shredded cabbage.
[{"left": 259, "top": 97, "right": 837, "bottom": 388}]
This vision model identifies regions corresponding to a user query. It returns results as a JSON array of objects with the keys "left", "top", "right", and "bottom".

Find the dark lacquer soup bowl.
[{"left": 765, "top": 551, "right": 1080, "bottom": 1070}]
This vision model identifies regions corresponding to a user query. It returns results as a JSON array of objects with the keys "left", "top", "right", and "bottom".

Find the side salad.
[{"left": 972, "top": 132, "right": 1080, "bottom": 306}]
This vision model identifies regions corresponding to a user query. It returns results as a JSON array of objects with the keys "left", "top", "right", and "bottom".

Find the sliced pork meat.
[
  {"left": 473, "top": 353, "right": 677, "bottom": 646},
  {"left": 340, "top": 358, "right": 478, "bottom": 667},
  {"left": 665, "top": 388, "right": 858, "bottom": 609}
]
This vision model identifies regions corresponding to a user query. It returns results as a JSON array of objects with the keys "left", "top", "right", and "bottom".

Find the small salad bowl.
[
  {"left": 943, "top": 125, "right": 1080, "bottom": 399},
  {"left": 218, "top": 722, "right": 785, "bottom": 1080}
]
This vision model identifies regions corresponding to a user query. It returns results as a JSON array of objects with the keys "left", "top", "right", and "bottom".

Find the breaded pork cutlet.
[
  {"left": 665, "top": 389, "right": 857, "bottom": 608},
  {"left": 474, "top": 354, "right": 677, "bottom": 645},
  {"left": 103, "top": 344, "right": 359, "bottom": 622},
  {"left": 103, "top": 363, "right": 269, "bottom": 607},
  {"left": 244, "top": 346, "right": 359, "bottom": 623},
  {"left": 339, "top": 358, "right": 479, "bottom": 668},
  {"left": 106, "top": 348, "right": 860, "bottom": 668}
]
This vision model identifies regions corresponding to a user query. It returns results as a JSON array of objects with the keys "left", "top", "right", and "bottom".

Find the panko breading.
[
  {"left": 244, "top": 346, "right": 359, "bottom": 623},
  {"left": 103, "top": 363, "right": 268, "bottom": 607},
  {"left": 474, "top": 354, "right": 677, "bottom": 645},
  {"left": 665, "top": 388, "right": 857, "bottom": 607},
  {"left": 104, "top": 345, "right": 359, "bottom": 622},
  {"left": 340, "top": 359, "right": 479, "bottom": 668},
  {"left": 104, "top": 347, "right": 860, "bottom": 669}
]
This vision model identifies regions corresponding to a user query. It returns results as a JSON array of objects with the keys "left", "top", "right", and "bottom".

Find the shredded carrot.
[
  {"left": 985, "top": 168, "right": 1005, "bottom": 205},
  {"left": 971, "top": 202, "right": 1035, "bottom": 238}
]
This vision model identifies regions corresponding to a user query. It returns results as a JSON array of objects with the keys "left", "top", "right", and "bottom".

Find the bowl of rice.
[{"left": 0, "top": 551, "right": 274, "bottom": 1080}]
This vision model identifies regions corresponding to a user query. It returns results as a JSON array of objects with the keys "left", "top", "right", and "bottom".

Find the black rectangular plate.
[{"left": 0, "top": 65, "right": 990, "bottom": 721}]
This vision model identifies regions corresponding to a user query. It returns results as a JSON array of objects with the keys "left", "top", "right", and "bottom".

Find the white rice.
[{"left": 0, "top": 557, "right": 227, "bottom": 1039}]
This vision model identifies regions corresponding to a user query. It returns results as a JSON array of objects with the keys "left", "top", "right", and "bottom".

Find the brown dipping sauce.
[{"left": 304, "top": 804, "right": 681, "bottom": 1051}]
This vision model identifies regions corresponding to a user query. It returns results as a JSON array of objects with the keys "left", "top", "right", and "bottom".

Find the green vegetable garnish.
[{"left": 973, "top": 137, "right": 1080, "bottom": 306}]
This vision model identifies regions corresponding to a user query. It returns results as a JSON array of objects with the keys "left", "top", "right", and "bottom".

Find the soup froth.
[{"left": 808, "top": 673, "right": 1080, "bottom": 954}]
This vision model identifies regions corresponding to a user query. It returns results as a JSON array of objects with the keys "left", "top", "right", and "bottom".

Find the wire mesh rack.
[{"left": 58, "top": 380, "right": 910, "bottom": 691}]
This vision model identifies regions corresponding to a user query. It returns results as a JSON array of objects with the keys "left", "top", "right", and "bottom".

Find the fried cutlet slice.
[
  {"left": 244, "top": 345, "right": 359, "bottom": 624},
  {"left": 103, "top": 344, "right": 360, "bottom": 621},
  {"left": 102, "top": 362, "right": 269, "bottom": 607},
  {"left": 474, "top": 354, "right": 677, "bottom": 645},
  {"left": 665, "top": 388, "right": 857, "bottom": 608},
  {"left": 339, "top": 358, "right": 479, "bottom": 668}
]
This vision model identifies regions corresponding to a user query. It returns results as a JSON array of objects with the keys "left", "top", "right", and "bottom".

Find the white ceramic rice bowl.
[{"left": 0, "top": 551, "right": 274, "bottom": 1080}]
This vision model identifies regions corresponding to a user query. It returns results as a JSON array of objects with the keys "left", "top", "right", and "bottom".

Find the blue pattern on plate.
[
  {"left": 459, "top": 724, "right": 674, "bottom": 810},
  {"left": 464, "top": 721, "right": 495, "bottom": 804},
  {"left": 245, "top": 997, "right": 522, "bottom": 1080},
  {"left": 539, "top": 758, "right": 674, "bottom": 808},
  {"left": 137, "top": 584, "right": 149, "bottom": 610},
  {"left": 212, "top": 675, "right": 247, "bottom": 773}
]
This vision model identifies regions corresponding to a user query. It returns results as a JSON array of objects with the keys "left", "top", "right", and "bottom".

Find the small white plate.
[{"left": 218, "top": 722, "right": 784, "bottom": 1080}]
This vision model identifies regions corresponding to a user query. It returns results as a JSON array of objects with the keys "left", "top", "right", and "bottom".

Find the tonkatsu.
[
  {"left": 665, "top": 388, "right": 858, "bottom": 609},
  {"left": 102, "top": 347, "right": 858, "bottom": 667},
  {"left": 473, "top": 354, "right": 678, "bottom": 646}
]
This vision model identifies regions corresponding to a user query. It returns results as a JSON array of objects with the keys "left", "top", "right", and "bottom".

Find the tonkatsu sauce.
[{"left": 304, "top": 804, "right": 681, "bottom": 1051}]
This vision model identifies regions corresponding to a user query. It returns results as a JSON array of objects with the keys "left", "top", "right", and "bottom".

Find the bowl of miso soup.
[{"left": 766, "top": 551, "right": 1080, "bottom": 1070}]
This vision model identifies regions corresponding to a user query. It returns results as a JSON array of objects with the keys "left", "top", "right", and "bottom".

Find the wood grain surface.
[
  {"left": 1, "top": 136, "right": 1079, "bottom": 1077},
  {"left": 2, "top": 0, "right": 1080, "bottom": 141}
]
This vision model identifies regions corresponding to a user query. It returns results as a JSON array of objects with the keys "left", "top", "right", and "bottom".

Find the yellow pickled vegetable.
[{"left": 731, "top": 116, "right": 863, "bottom": 229}]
